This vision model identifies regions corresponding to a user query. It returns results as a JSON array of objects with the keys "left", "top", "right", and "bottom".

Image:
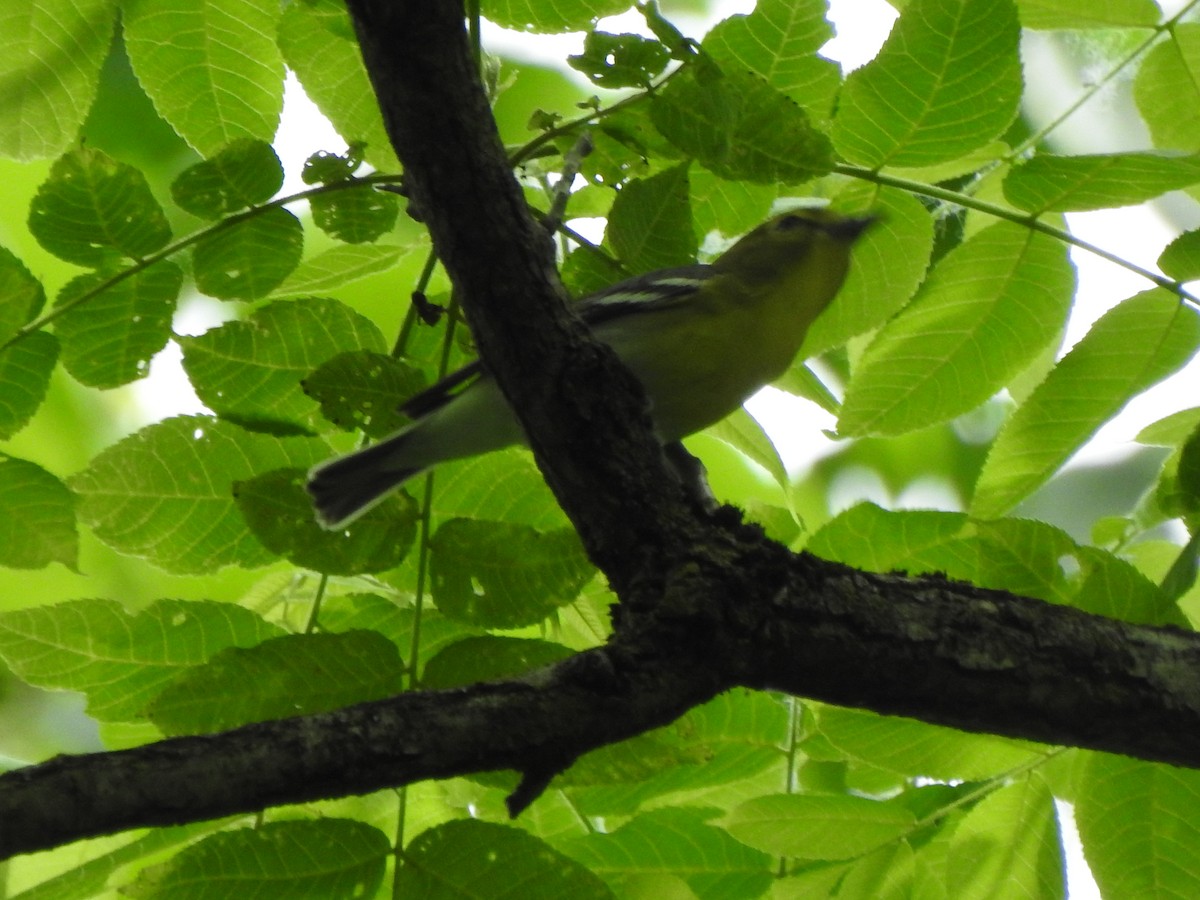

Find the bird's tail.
[{"left": 306, "top": 435, "right": 422, "bottom": 529}]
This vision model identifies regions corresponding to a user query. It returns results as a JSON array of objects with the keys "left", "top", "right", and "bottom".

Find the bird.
[{"left": 307, "top": 208, "right": 873, "bottom": 527}]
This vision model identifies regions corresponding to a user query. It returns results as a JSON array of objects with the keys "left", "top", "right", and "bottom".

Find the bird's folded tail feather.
[{"left": 306, "top": 438, "right": 421, "bottom": 529}]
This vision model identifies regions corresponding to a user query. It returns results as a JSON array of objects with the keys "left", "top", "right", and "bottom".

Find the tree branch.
[
  {"left": 4, "top": 547, "right": 1200, "bottom": 859},
  {"left": 343, "top": 0, "right": 699, "bottom": 592}
]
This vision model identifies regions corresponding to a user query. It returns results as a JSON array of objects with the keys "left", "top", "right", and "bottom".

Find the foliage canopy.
[{"left": 2, "top": 0, "right": 1200, "bottom": 896}]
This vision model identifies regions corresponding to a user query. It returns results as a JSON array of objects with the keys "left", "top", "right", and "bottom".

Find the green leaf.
[
  {"left": 817, "top": 706, "right": 1047, "bottom": 781},
  {"left": 69, "top": 415, "right": 328, "bottom": 573},
  {"left": 320, "top": 595, "right": 472, "bottom": 670},
  {"left": 480, "top": 0, "right": 629, "bottom": 33},
  {"left": 706, "top": 407, "right": 789, "bottom": 489},
  {"left": 273, "top": 242, "right": 409, "bottom": 297},
  {"left": 1136, "top": 406, "right": 1200, "bottom": 447},
  {"left": 0, "top": 331, "right": 58, "bottom": 439},
  {"left": 126, "top": 820, "right": 389, "bottom": 900},
  {"left": 191, "top": 206, "right": 304, "bottom": 300},
  {"left": 1004, "top": 153, "right": 1200, "bottom": 213},
  {"left": 807, "top": 503, "right": 1078, "bottom": 604},
  {"left": 122, "top": 0, "right": 283, "bottom": 157},
  {"left": 422, "top": 636, "right": 573, "bottom": 689},
  {"left": 945, "top": 777, "right": 1063, "bottom": 900},
  {"left": 147, "top": 631, "right": 406, "bottom": 735},
  {"left": 1017, "top": 0, "right": 1159, "bottom": 28},
  {"left": 234, "top": 467, "right": 418, "bottom": 575},
  {"left": 1077, "top": 755, "right": 1200, "bottom": 899},
  {"left": 434, "top": 450, "right": 570, "bottom": 530},
  {"left": 0, "top": 821, "right": 236, "bottom": 900},
  {"left": 303, "top": 350, "right": 425, "bottom": 438},
  {"left": 560, "top": 807, "right": 771, "bottom": 897},
  {"left": 1134, "top": 24, "right": 1200, "bottom": 152},
  {"left": 569, "top": 692, "right": 790, "bottom": 814},
  {"left": 430, "top": 518, "right": 595, "bottom": 628},
  {"left": 802, "top": 185, "right": 935, "bottom": 356},
  {"left": 651, "top": 60, "right": 833, "bottom": 185},
  {"left": 302, "top": 145, "right": 367, "bottom": 185},
  {"left": 170, "top": 139, "right": 284, "bottom": 219},
  {"left": 0, "top": 245, "right": 46, "bottom": 340},
  {"left": 399, "top": 820, "right": 613, "bottom": 898},
  {"left": 0, "top": 456, "right": 77, "bottom": 570},
  {"left": 568, "top": 31, "right": 670, "bottom": 89},
  {"left": 0, "top": 598, "right": 282, "bottom": 721},
  {"left": 55, "top": 261, "right": 182, "bottom": 388},
  {"left": 807, "top": 502, "right": 969, "bottom": 571},
  {"left": 278, "top": 3, "right": 399, "bottom": 171},
  {"left": 1074, "top": 547, "right": 1185, "bottom": 627},
  {"left": 840, "top": 222, "right": 1074, "bottom": 437},
  {"left": 1158, "top": 229, "right": 1200, "bottom": 281},
  {"left": 179, "top": 297, "right": 388, "bottom": 434},
  {"left": 721, "top": 793, "right": 915, "bottom": 860},
  {"left": 686, "top": 166, "right": 777, "bottom": 239},
  {"left": 28, "top": 147, "right": 172, "bottom": 266},
  {"left": 606, "top": 163, "right": 696, "bottom": 272},
  {"left": 309, "top": 183, "right": 399, "bottom": 244},
  {"left": 831, "top": 0, "right": 1022, "bottom": 168},
  {"left": 703, "top": 0, "right": 841, "bottom": 119},
  {"left": 971, "top": 290, "right": 1200, "bottom": 519},
  {"left": 0, "top": 0, "right": 118, "bottom": 160}
]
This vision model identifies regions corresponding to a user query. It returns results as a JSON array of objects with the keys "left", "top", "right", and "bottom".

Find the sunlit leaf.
[
  {"left": 55, "top": 261, "right": 182, "bottom": 388},
  {"left": 273, "top": 242, "right": 409, "bottom": 297},
  {"left": 1017, "top": 0, "right": 1158, "bottom": 28},
  {"left": 122, "top": 0, "right": 284, "bottom": 157},
  {"left": 1133, "top": 24, "right": 1200, "bottom": 152},
  {"left": 651, "top": 60, "right": 833, "bottom": 185},
  {"left": 831, "top": 0, "right": 1021, "bottom": 168},
  {"left": 303, "top": 350, "right": 425, "bottom": 438},
  {"left": 69, "top": 415, "right": 327, "bottom": 573},
  {"left": 171, "top": 139, "right": 284, "bottom": 219},
  {"left": 430, "top": 518, "right": 594, "bottom": 628},
  {"left": 1005, "top": 153, "right": 1200, "bottom": 213},
  {"left": 972, "top": 290, "right": 1200, "bottom": 519},
  {"left": 0, "top": 331, "right": 57, "bottom": 439},
  {"left": 180, "top": 297, "right": 387, "bottom": 434},
  {"left": 309, "top": 183, "right": 399, "bottom": 244},
  {"left": 278, "top": 2, "right": 398, "bottom": 170},
  {"left": 398, "top": 820, "right": 612, "bottom": 897},
  {"left": 840, "top": 222, "right": 1074, "bottom": 436},
  {"left": 560, "top": 807, "right": 771, "bottom": 897},
  {"left": 0, "top": 0, "right": 118, "bottom": 160},
  {"left": 0, "top": 598, "right": 282, "bottom": 721},
  {"left": 568, "top": 31, "right": 670, "bottom": 89},
  {"left": 235, "top": 467, "right": 417, "bottom": 575},
  {"left": 721, "top": 793, "right": 915, "bottom": 860},
  {"left": 28, "top": 147, "right": 172, "bottom": 266},
  {"left": 481, "top": 0, "right": 629, "bottom": 33},
  {"left": 422, "top": 636, "right": 573, "bottom": 689},
  {"left": 0, "top": 456, "right": 77, "bottom": 570},
  {"left": 191, "top": 206, "right": 303, "bottom": 300},
  {"left": 704, "top": 0, "right": 841, "bottom": 119},
  {"left": 1077, "top": 756, "right": 1200, "bottom": 899},
  {"left": 147, "top": 631, "right": 406, "bottom": 734},
  {"left": 127, "top": 820, "right": 388, "bottom": 899},
  {"left": 606, "top": 162, "right": 696, "bottom": 272}
]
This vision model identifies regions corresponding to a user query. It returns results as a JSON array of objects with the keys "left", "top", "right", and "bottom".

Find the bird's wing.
[
  {"left": 396, "top": 265, "right": 713, "bottom": 418},
  {"left": 399, "top": 359, "right": 486, "bottom": 418},
  {"left": 576, "top": 264, "right": 713, "bottom": 326}
]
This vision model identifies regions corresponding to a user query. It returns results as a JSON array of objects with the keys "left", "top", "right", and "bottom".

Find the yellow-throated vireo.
[{"left": 308, "top": 208, "right": 873, "bottom": 527}]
